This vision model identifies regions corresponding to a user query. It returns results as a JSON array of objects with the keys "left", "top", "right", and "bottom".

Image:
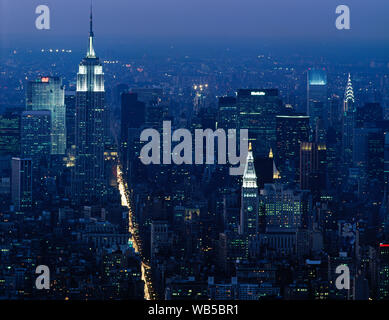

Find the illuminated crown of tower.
[
  {"left": 243, "top": 143, "right": 258, "bottom": 188},
  {"left": 344, "top": 73, "right": 355, "bottom": 113}
]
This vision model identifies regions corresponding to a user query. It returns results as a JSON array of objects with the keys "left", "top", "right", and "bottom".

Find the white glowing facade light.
[
  {"left": 242, "top": 143, "right": 258, "bottom": 188},
  {"left": 76, "top": 4, "right": 104, "bottom": 93},
  {"left": 251, "top": 91, "right": 266, "bottom": 96},
  {"left": 27, "top": 77, "right": 66, "bottom": 155},
  {"left": 76, "top": 50, "right": 105, "bottom": 93},
  {"left": 240, "top": 142, "right": 259, "bottom": 237},
  {"left": 94, "top": 65, "right": 103, "bottom": 75},
  {"left": 344, "top": 73, "right": 355, "bottom": 112},
  {"left": 87, "top": 36, "right": 96, "bottom": 58}
]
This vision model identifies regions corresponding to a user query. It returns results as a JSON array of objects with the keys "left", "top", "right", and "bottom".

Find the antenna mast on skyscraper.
[
  {"left": 90, "top": 0, "right": 94, "bottom": 37},
  {"left": 86, "top": 0, "right": 96, "bottom": 58}
]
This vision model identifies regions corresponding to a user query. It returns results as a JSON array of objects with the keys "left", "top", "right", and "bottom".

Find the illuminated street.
[{"left": 117, "top": 165, "right": 156, "bottom": 300}]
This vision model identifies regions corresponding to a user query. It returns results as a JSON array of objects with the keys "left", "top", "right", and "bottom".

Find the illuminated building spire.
[
  {"left": 87, "top": 1, "right": 96, "bottom": 58},
  {"left": 240, "top": 143, "right": 259, "bottom": 237},
  {"left": 344, "top": 73, "right": 355, "bottom": 113},
  {"left": 243, "top": 143, "right": 257, "bottom": 188},
  {"left": 268, "top": 148, "right": 280, "bottom": 179},
  {"left": 73, "top": 2, "right": 106, "bottom": 205},
  {"left": 268, "top": 148, "right": 273, "bottom": 158},
  {"left": 380, "top": 187, "right": 389, "bottom": 235}
]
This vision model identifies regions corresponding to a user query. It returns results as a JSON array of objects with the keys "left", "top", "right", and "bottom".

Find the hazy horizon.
[
  {"left": 2, "top": 0, "right": 389, "bottom": 63},
  {"left": 1, "top": 0, "right": 388, "bottom": 40}
]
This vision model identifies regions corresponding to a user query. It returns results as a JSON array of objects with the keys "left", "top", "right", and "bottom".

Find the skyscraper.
[
  {"left": 343, "top": 74, "right": 355, "bottom": 114},
  {"left": 299, "top": 142, "right": 327, "bottom": 193},
  {"left": 353, "top": 123, "right": 385, "bottom": 194},
  {"left": 240, "top": 143, "right": 259, "bottom": 237},
  {"left": 367, "top": 131, "right": 384, "bottom": 189},
  {"left": 238, "top": 89, "right": 283, "bottom": 157},
  {"left": 217, "top": 96, "right": 237, "bottom": 130},
  {"left": 307, "top": 68, "right": 328, "bottom": 129},
  {"left": 65, "top": 91, "right": 76, "bottom": 150},
  {"left": 20, "top": 110, "right": 51, "bottom": 176},
  {"left": 0, "top": 112, "right": 20, "bottom": 197},
  {"left": 342, "top": 73, "right": 356, "bottom": 166},
  {"left": 11, "top": 157, "right": 32, "bottom": 211},
  {"left": 0, "top": 111, "right": 20, "bottom": 157},
  {"left": 276, "top": 114, "right": 310, "bottom": 180},
  {"left": 353, "top": 127, "right": 380, "bottom": 171},
  {"left": 72, "top": 7, "right": 106, "bottom": 204},
  {"left": 26, "top": 76, "right": 66, "bottom": 155},
  {"left": 385, "top": 132, "right": 389, "bottom": 190},
  {"left": 131, "top": 88, "right": 167, "bottom": 129},
  {"left": 120, "top": 92, "right": 145, "bottom": 176},
  {"left": 121, "top": 93, "right": 145, "bottom": 132},
  {"left": 378, "top": 243, "right": 389, "bottom": 299}
]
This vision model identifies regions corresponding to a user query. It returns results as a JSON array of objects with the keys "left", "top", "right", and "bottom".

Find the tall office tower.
[
  {"left": 193, "top": 84, "right": 208, "bottom": 114},
  {"left": 20, "top": 111, "right": 51, "bottom": 176},
  {"left": 11, "top": 158, "right": 32, "bottom": 211},
  {"left": 381, "top": 134, "right": 389, "bottom": 238},
  {"left": 72, "top": 8, "right": 106, "bottom": 204},
  {"left": 0, "top": 112, "right": 20, "bottom": 196},
  {"left": 131, "top": 88, "right": 167, "bottom": 129},
  {"left": 366, "top": 131, "right": 385, "bottom": 190},
  {"left": 343, "top": 74, "right": 355, "bottom": 114},
  {"left": 260, "top": 183, "right": 308, "bottom": 232},
  {"left": 217, "top": 97, "right": 237, "bottom": 130},
  {"left": 114, "top": 83, "right": 129, "bottom": 108},
  {"left": 353, "top": 127, "right": 381, "bottom": 186},
  {"left": 198, "top": 107, "right": 217, "bottom": 130},
  {"left": 299, "top": 142, "right": 327, "bottom": 193},
  {"left": 383, "top": 76, "right": 389, "bottom": 120},
  {"left": 191, "top": 106, "right": 216, "bottom": 131},
  {"left": 221, "top": 189, "right": 240, "bottom": 233},
  {"left": 26, "top": 76, "right": 66, "bottom": 155},
  {"left": 0, "top": 111, "right": 20, "bottom": 156},
  {"left": 385, "top": 132, "right": 389, "bottom": 190},
  {"left": 65, "top": 91, "right": 76, "bottom": 150},
  {"left": 329, "top": 96, "right": 342, "bottom": 127},
  {"left": 121, "top": 92, "right": 146, "bottom": 139},
  {"left": 378, "top": 243, "right": 389, "bottom": 299},
  {"left": 238, "top": 89, "right": 283, "bottom": 157},
  {"left": 342, "top": 74, "right": 356, "bottom": 165},
  {"left": 381, "top": 190, "right": 389, "bottom": 239},
  {"left": 307, "top": 68, "right": 328, "bottom": 129},
  {"left": 255, "top": 151, "right": 277, "bottom": 189},
  {"left": 240, "top": 143, "right": 259, "bottom": 237},
  {"left": 326, "top": 126, "right": 341, "bottom": 190},
  {"left": 275, "top": 114, "right": 310, "bottom": 180},
  {"left": 120, "top": 92, "right": 145, "bottom": 172}
]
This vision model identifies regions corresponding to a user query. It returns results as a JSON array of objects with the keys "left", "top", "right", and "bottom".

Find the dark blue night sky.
[{"left": 0, "top": 0, "right": 388, "bottom": 41}]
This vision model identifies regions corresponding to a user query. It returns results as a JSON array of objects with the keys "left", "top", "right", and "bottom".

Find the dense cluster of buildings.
[
  {"left": 0, "top": 10, "right": 389, "bottom": 300},
  {"left": 119, "top": 71, "right": 389, "bottom": 299}
]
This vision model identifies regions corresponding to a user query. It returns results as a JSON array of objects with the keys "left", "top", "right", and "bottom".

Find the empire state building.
[{"left": 72, "top": 7, "right": 106, "bottom": 204}]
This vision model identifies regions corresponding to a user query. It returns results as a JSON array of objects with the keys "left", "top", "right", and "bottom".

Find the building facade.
[
  {"left": 26, "top": 76, "right": 66, "bottom": 155},
  {"left": 240, "top": 143, "right": 259, "bottom": 237},
  {"left": 11, "top": 158, "right": 32, "bottom": 211},
  {"left": 72, "top": 9, "right": 107, "bottom": 204}
]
